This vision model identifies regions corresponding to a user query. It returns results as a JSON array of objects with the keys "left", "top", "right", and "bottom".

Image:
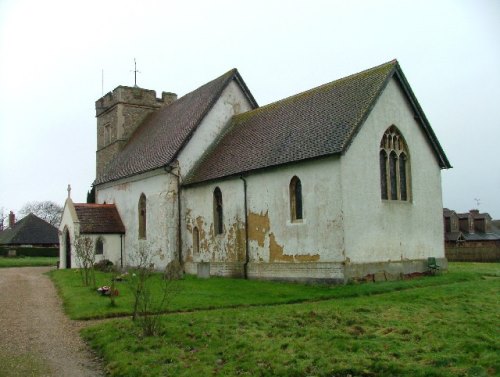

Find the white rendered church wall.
[
  {"left": 341, "top": 77, "right": 446, "bottom": 264},
  {"left": 244, "top": 156, "right": 345, "bottom": 265},
  {"left": 96, "top": 170, "right": 178, "bottom": 270},
  {"left": 177, "top": 80, "right": 254, "bottom": 179},
  {"left": 181, "top": 178, "right": 246, "bottom": 270}
]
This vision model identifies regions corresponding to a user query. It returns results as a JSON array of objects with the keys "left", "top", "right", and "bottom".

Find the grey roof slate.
[
  {"left": 184, "top": 60, "right": 451, "bottom": 185},
  {"left": 95, "top": 69, "right": 257, "bottom": 185},
  {"left": 0, "top": 214, "right": 59, "bottom": 246}
]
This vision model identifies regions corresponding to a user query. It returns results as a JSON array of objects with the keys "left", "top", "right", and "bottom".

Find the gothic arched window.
[
  {"left": 380, "top": 126, "right": 410, "bottom": 201},
  {"left": 95, "top": 238, "right": 104, "bottom": 255},
  {"left": 213, "top": 187, "right": 223, "bottom": 235},
  {"left": 138, "top": 194, "right": 147, "bottom": 239},
  {"left": 290, "top": 176, "right": 303, "bottom": 221},
  {"left": 193, "top": 227, "right": 200, "bottom": 254}
]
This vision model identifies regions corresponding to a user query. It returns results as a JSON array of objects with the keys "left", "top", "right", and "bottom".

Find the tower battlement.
[
  {"left": 96, "top": 86, "right": 177, "bottom": 116},
  {"left": 95, "top": 85, "right": 177, "bottom": 178}
]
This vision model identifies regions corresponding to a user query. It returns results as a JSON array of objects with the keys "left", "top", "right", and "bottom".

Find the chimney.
[{"left": 8, "top": 211, "right": 15, "bottom": 228}]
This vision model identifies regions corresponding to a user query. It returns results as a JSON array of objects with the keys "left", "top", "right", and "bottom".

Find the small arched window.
[
  {"left": 290, "top": 176, "right": 303, "bottom": 221},
  {"left": 193, "top": 227, "right": 200, "bottom": 255},
  {"left": 95, "top": 238, "right": 104, "bottom": 255},
  {"left": 380, "top": 126, "right": 410, "bottom": 201},
  {"left": 138, "top": 194, "right": 147, "bottom": 239},
  {"left": 213, "top": 187, "right": 223, "bottom": 235}
]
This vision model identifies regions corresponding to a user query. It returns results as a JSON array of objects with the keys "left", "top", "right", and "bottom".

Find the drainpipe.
[
  {"left": 120, "top": 234, "right": 123, "bottom": 269},
  {"left": 165, "top": 164, "right": 183, "bottom": 266},
  {"left": 240, "top": 175, "right": 250, "bottom": 279},
  {"left": 176, "top": 172, "right": 182, "bottom": 266}
]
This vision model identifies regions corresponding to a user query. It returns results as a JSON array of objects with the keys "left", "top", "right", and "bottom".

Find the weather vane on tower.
[{"left": 132, "top": 58, "right": 141, "bottom": 87}]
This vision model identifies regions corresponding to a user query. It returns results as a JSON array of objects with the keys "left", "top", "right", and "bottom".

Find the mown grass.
[
  {"left": 79, "top": 263, "right": 499, "bottom": 376},
  {"left": 48, "top": 263, "right": 493, "bottom": 320},
  {"left": 48, "top": 262, "right": 498, "bottom": 376},
  {"left": 0, "top": 256, "right": 58, "bottom": 268}
]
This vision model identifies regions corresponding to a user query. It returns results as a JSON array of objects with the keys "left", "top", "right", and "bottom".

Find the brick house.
[{"left": 443, "top": 208, "right": 500, "bottom": 262}]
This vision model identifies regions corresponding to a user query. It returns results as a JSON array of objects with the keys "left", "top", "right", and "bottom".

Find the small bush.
[
  {"left": 94, "top": 259, "right": 114, "bottom": 272},
  {"left": 0, "top": 247, "right": 59, "bottom": 257}
]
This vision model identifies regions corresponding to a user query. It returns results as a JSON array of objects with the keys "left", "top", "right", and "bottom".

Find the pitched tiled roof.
[
  {"left": 184, "top": 60, "right": 451, "bottom": 185},
  {"left": 74, "top": 204, "right": 125, "bottom": 234},
  {"left": 0, "top": 214, "right": 59, "bottom": 246},
  {"left": 95, "top": 69, "right": 257, "bottom": 185},
  {"left": 445, "top": 231, "right": 464, "bottom": 242}
]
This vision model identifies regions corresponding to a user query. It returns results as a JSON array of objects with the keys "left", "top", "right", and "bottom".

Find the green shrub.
[{"left": 0, "top": 247, "right": 59, "bottom": 257}]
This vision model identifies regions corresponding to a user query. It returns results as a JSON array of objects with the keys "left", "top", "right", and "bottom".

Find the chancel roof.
[
  {"left": 184, "top": 60, "right": 451, "bottom": 185},
  {"left": 74, "top": 204, "right": 125, "bottom": 234}
]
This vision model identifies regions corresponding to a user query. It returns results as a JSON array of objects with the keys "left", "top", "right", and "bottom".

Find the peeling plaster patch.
[
  {"left": 248, "top": 211, "right": 270, "bottom": 247},
  {"left": 227, "top": 220, "right": 246, "bottom": 261},
  {"left": 269, "top": 233, "right": 320, "bottom": 262}
]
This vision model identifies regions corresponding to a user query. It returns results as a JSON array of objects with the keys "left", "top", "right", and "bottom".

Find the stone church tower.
[{"left": 95, "top": 86, "right": 177, "bottom": 177}]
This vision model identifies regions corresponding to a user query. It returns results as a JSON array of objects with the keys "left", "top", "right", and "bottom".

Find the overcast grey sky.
[{"left": 0, "top": 0, "right": 499, "bottom": 219}]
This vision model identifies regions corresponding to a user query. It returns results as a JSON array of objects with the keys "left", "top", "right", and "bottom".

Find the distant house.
[
  {"left": 443, "top": 208, "right": 500, "bottom": 262},
  {"left": 0, "top": 213, "right": 59, "bottom": 256}
]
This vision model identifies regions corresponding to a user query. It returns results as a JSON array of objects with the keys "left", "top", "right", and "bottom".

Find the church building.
[{"left": 59, "top": 60, "right": 451, "bottom": 282}]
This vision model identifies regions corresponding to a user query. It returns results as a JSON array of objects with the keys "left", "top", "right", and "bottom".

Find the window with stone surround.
[
  {"left": 138, "top": 194, "right": 147, "bottom": 239},
  {"left": 290, "top": 176, "right": 303, "bottom": 221},
  {"left": 193, "top": 227, "right": 200, "bottom": 254},
  {"left": 213, "top": 187, "right": 223, "bottom": 235},
  {"left": 380, "top": 126, "right": 410, "bottom": 201},
  {"left": 95, "top": 238, "right": 104, "bottom": 255}
]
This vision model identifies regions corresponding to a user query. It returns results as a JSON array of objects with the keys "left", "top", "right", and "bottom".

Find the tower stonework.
[{"left": 95, "top": 86, "right": 177, "bottom": 177}]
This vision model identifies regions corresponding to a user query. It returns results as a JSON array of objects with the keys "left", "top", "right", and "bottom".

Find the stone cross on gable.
[{"left": 67, "top": 184, "right": 71, "bottom": 199}]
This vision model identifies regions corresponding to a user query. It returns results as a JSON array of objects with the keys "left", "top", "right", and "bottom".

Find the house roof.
[
  {"left": 462, "top": 232, "right": 500, "bottom": 241},
  {"left": 0, "top": 214, "right": 59, "bottom": 246},
  {"left": 184, "top": 60, "right": 451, "bottom": 186},
  {"left": 445, "top": 231, "right": 464, "bottom": 242},
  {"left": 95, "top": 69, "right": 258, "bottom": 185},
  {"left": 74, "top": 204, "right": 125, "bottom": 234}
]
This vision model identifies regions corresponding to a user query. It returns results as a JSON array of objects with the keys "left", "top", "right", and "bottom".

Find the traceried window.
[
  {"left": 290, "top": 176, "right": 303, "bottom": 221},
  {"left": 193, "top": 227, "right": 200, "bottom": 254},
  {"left": 380, "top": 126, "right": 410, "bottom": 201},
  {"left": 138, "top": 193, "right": 147, "bottom": 239},
  {"left": 95, "top": 238, "right": 104, "bottom": 255},
  {"left": 213, "top": 187, "right": 223, "bottom": 235}
]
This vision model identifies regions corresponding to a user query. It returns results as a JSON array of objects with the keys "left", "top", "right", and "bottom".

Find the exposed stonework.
[{"left": 95, "top": 86, "right": 177, "bottom": 177}]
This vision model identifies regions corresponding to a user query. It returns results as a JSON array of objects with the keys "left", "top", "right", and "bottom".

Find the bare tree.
[
  {"left": 0, "top": 208, "right": 6, "bottom": 231},
  {"left": 128, "top": 243, "right": 181, "bottom": 336},
  {"left": 19, "top": 201, "right": 63, "bottom": 227},
  {"left": 74, "top": 235, "right": 96, "bottom": 287}
]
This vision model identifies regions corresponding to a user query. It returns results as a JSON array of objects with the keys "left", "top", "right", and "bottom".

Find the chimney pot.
[{"left": 8, "top": 211, "right": 15, "bottom": 228}]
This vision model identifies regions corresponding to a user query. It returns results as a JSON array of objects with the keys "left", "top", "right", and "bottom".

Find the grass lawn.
[
  {"left": 50, "top": 265, "right": 486, "bottom": 320},
  {"left": 0, "top": 256, "right": 58, "bottom": 268},
  {"left": 57, "top": 263, "right": 499, "bottom": 376}
]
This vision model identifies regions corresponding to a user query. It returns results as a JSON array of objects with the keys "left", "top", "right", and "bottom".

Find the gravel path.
[{"left": 0, "top": 267, "right": 104, "bottom": 377}]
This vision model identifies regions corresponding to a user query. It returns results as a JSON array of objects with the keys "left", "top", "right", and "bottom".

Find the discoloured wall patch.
[
  {"left": 269, "top": 233, "right": 320, "bottom": 263},
  {"left": 248, "top": 211, "right": 270, "bottom": 247}
]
